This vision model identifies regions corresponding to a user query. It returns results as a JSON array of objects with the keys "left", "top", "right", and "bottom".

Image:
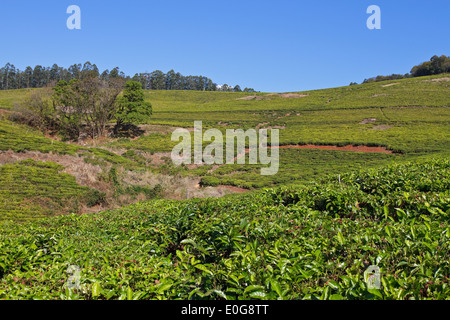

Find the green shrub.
[
  {"left": 199, "top": 176, "right": 220, "bottom": 187},
  {"left": 84, "top": 189, "right": 107, "bottom": 207}
]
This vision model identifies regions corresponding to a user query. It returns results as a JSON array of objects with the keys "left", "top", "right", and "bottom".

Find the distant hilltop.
[{"left": 350, "top": 55, "right": 450, "bottom": 85}]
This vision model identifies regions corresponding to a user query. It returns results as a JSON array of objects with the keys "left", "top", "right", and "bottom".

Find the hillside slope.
[
  {"left": 0, "top": 158, "right": 448, "bottom": 299},
  {"left": 0, "top": 74, "right": 449, "bottom": 220}
]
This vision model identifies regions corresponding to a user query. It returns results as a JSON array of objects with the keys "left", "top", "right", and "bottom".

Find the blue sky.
[{"left": 1, "top": 0, "right": 449, "bottom": 92}]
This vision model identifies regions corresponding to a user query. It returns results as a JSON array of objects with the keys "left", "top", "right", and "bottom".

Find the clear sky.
[{"left": 1, "top": 0, "right": 449, "bottom": 92}]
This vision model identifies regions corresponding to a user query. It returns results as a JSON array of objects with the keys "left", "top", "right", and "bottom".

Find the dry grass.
[
  {"left": 278, "top": 93, "right": 309, "bottom": 98},
  {"left": 0, "top": 149, "right": 243, "bottom": 219},
  {"left": 372, "top": 94, "right": 388, "bottom": 97},
  {"left": 256, "top": 122, "right": 286, "bottom": 130},
  {"left": 144, "top": 152, "right": 172, "bottom": 165},
  {"left": 360, "top": 118, "right": 377, "bottom": 124},
  {"left": 381, "top": 83, "right": 399, "bottom": 87},
  {"left": 236, "top": 96, "right": 271, "bottom": 101},
  {"left": 369, "top": 125, "right": 394, "bottom": 131},
  {"left": 256, "top": 122, "right": 270, "bottom": 129},
  {"left": 266, "top": 93, "right": 309, "bottom": 98},
  {"left": 423, "top": 77, "right": 450, "bottom": 83},
  {"left": 122, "top": 170, "right": 236, "bottom": 200},
  {"left": 0, "top": 109, "right": 11, "bottom": 117}
]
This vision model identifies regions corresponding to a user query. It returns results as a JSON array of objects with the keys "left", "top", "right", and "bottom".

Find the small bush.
[
  {"left": 84, "top": 189, "right": 107, "bottom": 207},
  {"left": 199, "top": 176, "right": 220, "bottom": 187}
]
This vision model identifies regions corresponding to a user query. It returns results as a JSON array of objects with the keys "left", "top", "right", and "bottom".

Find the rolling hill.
[{"left": 0, "top": 73, "right": 449, "bottom": 299}]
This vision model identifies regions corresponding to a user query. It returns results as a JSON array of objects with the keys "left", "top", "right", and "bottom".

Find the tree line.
[
  {"left": 0, "top": 61, "right": 255, "bottom": 92},
  {"left": 360, "top": 55, "right": 450, "bottom": 84}
]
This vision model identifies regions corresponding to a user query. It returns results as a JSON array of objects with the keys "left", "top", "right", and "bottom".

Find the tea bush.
[{"left": 0, "top": 158, "right": 448, "bottom": 300}]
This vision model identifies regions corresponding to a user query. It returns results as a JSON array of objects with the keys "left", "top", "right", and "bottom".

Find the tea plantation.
[
  {"left": 0, "top": 73, "right": 449, "bottom": 300},
  {"left": 0, "top": 158, "right": 448, "bottom": 300},
  {"left": 0, "top": 159, "right": 104, "bottom": 223}
]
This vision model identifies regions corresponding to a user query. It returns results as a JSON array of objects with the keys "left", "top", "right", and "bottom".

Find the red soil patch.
[
  {"left": 266, "top": 93, "right": 309, "bottom": 98},
  {"left": 274, "top": 144, "right": 395, "bottom": 154},
  {"left": 208, "top": 144, "right": 397, "bottom": 174},
  {"left": 278, "top": 93, "right": 308, "bottom": 98},
  {"left": 231, "top": 144, "right": 395, "bottom": 154}
]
